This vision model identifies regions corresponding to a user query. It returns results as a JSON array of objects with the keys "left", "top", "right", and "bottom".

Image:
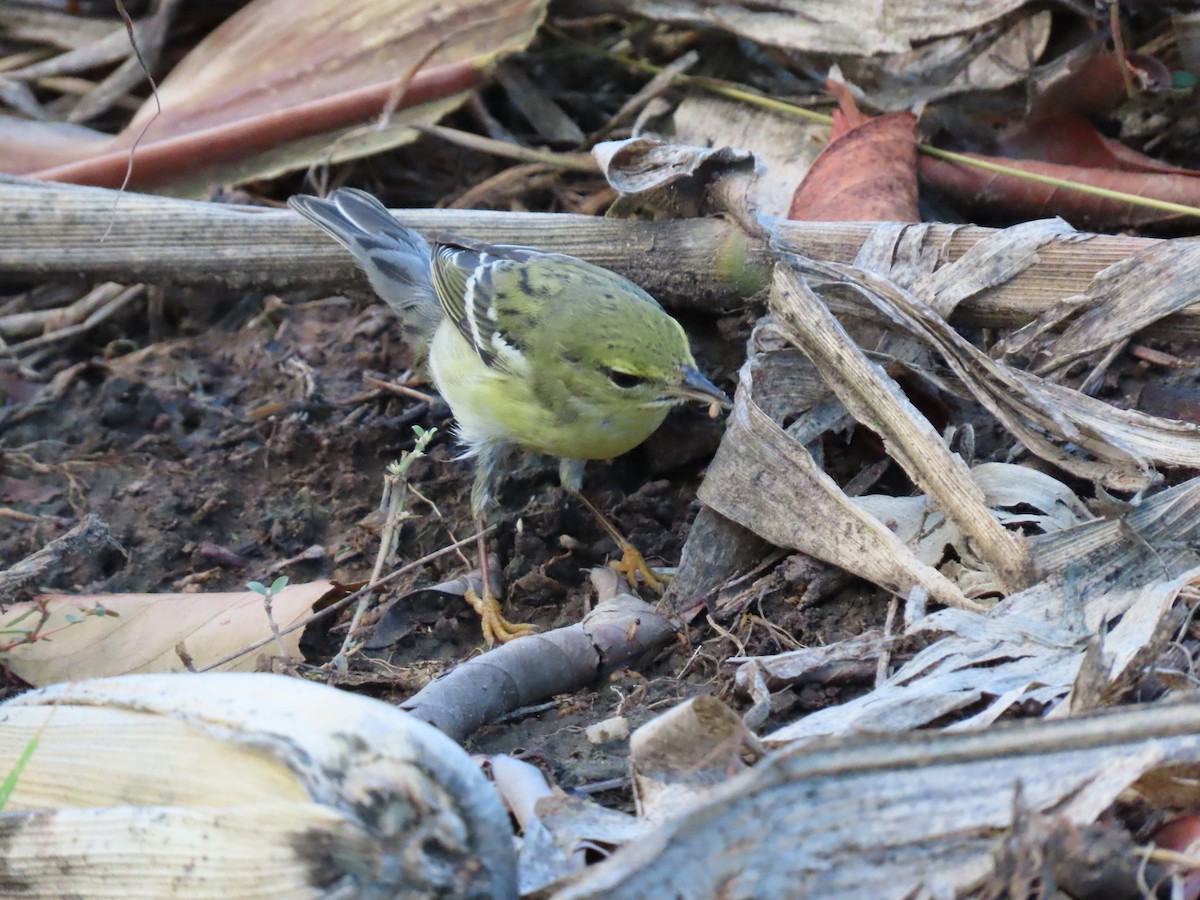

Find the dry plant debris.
[
  {"left": 5, "top": 1, "right": 1200, "bottom": 896},
  {"left": 0, "top": 673, "right": 517, "bottom": 897},
  {"left": 0, "top": 0, "right": 549, "bottom": 195},
  {"left": 2, "top": 580, "right": 337, "bottom": 684},
  {"left": 547, "top": 699, "right": 1200, "bottom": 898}
]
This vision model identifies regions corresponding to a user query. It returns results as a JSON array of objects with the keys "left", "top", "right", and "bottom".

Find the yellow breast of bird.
[{"left": 428, "top": 321, "right": 669, "bottom": 461}]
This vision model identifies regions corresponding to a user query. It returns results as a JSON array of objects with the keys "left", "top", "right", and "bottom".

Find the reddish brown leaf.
[
  {"left": 789, "top": 93, "right": 919, "bottom": 223},
  {"left": 918, "top": 149, "right": 1200, "bottom": 229},
  {"left": 9, "top": 0, "right": 547, "bottom": 192},
  {"left": 998, "top": 113, "right": 1193, "bottom": 175},
  {"left": 1033, "top": 50, "right": 1171, "bottom": 119}
]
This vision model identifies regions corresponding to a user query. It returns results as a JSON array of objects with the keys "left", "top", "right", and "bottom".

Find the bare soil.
[{"left": 0, "top": 265, "right": 882, "bottom": 790}]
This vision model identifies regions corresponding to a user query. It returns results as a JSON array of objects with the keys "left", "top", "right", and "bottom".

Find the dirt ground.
[
  {"left": 3, "top": 112, "right": 1193, "bottom": 802},
  {"left": 0, "top": 231, "right": 885, "bottom": 795}
]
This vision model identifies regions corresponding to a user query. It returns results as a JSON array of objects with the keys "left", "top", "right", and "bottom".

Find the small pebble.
[{"left": 585, "top": 716, "right": 630, "bottom": 745}]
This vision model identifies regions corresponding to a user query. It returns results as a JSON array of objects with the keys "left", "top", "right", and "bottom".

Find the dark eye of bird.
[{"left": 603, "top": 368, "right": 645, "bottom": 389}]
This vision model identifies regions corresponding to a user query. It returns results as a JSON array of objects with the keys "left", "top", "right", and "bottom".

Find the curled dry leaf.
[
  {"left": 0, "top": 673, "right": 517, "bottom": 898},
  {"left": 2, "top": 581, "right": 338, "bottom": 684},
  {"left": 593, "top": 136, "right": 762, "bottom": 230},
  {"left": 639, "top": 93, "right": 825, "bottom": 219},
  {"left": 593, "top": 136, "right": 759, "bottom": 195},
  {"left": 402, "top": 570, "right": 674, "bottom": 741}
]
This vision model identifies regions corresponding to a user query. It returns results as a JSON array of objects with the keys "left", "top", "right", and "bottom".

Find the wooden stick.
[{"left": 0, "top": 177, "right": 1188, "bottom": 334}]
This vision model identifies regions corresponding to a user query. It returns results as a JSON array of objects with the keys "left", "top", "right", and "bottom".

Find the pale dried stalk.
[
  {"left": 2, "top": 179, "right": 1197, "bottom": 333},
  {"left": 699, "top": 359, "right": 984, "bottom": 613},
  {"left": 0, "top": 178, "right": 763, "bottom": 312},
  {"left": 0, "top": 282, "right": 125, "bottom": 339},
  {"left": 553, "top": 699, "right": 1200, "bottom": 899},
  {"left": 771, "top": 261, "right": 1032, "bottom": 593}
]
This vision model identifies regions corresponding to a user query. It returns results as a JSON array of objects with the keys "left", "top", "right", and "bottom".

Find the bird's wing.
[{"left": 430, "top": 243, "right": 550, "bottom": 375}]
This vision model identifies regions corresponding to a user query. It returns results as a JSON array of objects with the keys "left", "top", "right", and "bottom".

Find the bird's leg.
[
  {"left": 462, "top": 447, "right": 537, "bottom": 646},
  {"left": 463, "top": 516, "right": 538, "bottom": 646},
  {"left": 560, "top": 459, "right": 668, "bottom": 594},
  {"left": 570, "top": 490, "right": 669, "bottom": 592}
]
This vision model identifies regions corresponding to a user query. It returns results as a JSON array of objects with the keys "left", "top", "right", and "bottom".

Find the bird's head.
[{"left": 539, "top": 271, "right": 729, "bottom": 416}]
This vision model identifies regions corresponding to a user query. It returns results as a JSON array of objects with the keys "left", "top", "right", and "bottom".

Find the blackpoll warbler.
[{"left": 289, "top": 189, "right": 728, "bottom": 644}]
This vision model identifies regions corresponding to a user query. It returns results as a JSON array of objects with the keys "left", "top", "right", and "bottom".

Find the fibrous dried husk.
[
  {"left": 0, "top": 673, "right": 517, "bottom": 898},
  {"left": 751, "top": 476, "right": 1200, "bottom": 746},
  {"left": 548, "top": 700, "right": 1200, "bottom": 898}
]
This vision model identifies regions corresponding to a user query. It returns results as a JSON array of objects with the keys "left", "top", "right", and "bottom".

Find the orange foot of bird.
[
  {"left": 610, "top": 542, "right": 671, "bottom": 594},
  {"left": 464, "top": 587, "right": 538, "bottom": 646}
]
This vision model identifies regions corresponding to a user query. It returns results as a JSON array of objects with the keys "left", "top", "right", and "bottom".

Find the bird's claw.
[
  {"left": 611, "top": 543, "right": 671, "bottom": 594},
  {"left": 464, "top": 587, "right": 538, "bottom": 646}
]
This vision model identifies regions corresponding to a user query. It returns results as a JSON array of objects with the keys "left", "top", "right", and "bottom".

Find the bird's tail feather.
[{"left": 289, "top": 188, "right": 441, "bottom": 338}]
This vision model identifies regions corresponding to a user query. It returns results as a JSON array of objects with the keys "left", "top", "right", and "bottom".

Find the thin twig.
[
  {"left": 417, "top": 124, "right": 598, "bottom": 171},
  {"left": 9, "top": 285, "right": 144, "bottom": 356},
  {"left": 107, "top": 0, "right": 163, "bottom": 238},
  {"left": 875, "top": 596, "right": 900, "bottom": 689},
  {"left": 196, "top": 525, "right": 491, "bottom": 673},
  {"left": 361, "top": 373, "right": 438, "bottom": 404}
]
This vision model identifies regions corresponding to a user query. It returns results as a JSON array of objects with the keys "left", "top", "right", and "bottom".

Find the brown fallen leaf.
[
  {"left": 2, "top": 581, "right": 338, "bottom": 684},
  {"left": 1030, "top": 43, "right": 1172, "bottom": 120},
  {"left": 788, "top": 82, "right": 919, "bottom": 223},
  {"left": 998, "top": 112, "right": 1191, "bottom": 175},
  {"left": 919, "top": 146, "right": 1200, "bottom": 229},
  {"left": 6, "top": 0, "right": 548, "bottom": 194}
]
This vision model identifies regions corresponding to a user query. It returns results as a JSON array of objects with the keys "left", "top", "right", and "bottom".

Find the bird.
[{"left": 289, "top": 188, "right": 728, "bottom": 645}]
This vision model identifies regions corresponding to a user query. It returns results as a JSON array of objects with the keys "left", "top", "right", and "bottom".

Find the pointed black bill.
[{"left": 676, "top": 366, "right": 731, "bottom": 408}]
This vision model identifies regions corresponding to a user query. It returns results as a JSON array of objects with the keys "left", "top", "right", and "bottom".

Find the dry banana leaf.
[
  {"left": 548, "top": 699, "right": 1200, "bottom": 898},
  {"left": 0, "top": 672, "right": 517, "bottom": 898}
]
